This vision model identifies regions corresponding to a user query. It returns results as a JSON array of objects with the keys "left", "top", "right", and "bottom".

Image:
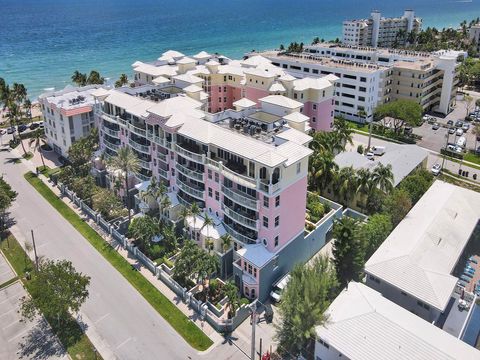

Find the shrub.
[
  {"left": 357, "top": 144, "right": 364, "bottom": 154},
  {"left": 240, "top": 297, "right": 250, "bottom": 306}
]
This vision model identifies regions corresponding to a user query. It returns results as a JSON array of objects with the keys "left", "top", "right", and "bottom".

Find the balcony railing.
[
  {"left": 102, "top": 124, "right": 120, "bottom": 137},
  {"left": 222, "top": 205, "right": 258, "bottom": 230},
  {"left": 158, "top": 167, "right": 169, "bottom": 180},
  {"left": 157, "top": 152, "right": 168, "bottom": 163},
  {"left": 258, "top": 181, "right": 281, "bottom": 195},
  {"left": 135, "top": 172, "right": 150, "bottom": 182},
  {"left": 206, "top": 157, "right": 257, "bottom": 189},
  {"left": 101, "top": 112, "right": 127, "bottom": 127},
  {"left": 175, "top": 163, "right": 204, "bottom": 182},
  {"left": 175, "top": 144, "right": 204, "bottom": 163},
  {"left": 129, "top": 124, "right": 146, "bottom": 137},
  {"left": 176, "top": 178, "right": 204, "bottom": 200},
  {"left": 223, "top": 222, "right": 257, "bottom": 245},
  {"left": 129, "top": 139, "right": 150, "bottom": 153},
  {"left": 103, "top": 138, "right": 120, "bottom": 150},
  {"left": 221, "top": 185, "right": 258, "bottom": 210},
  {"left": 138, "top": 159, "right": 151, "bottom": 170}
]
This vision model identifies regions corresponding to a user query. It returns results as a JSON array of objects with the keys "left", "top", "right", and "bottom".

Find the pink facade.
[
  {"left": 244, "top": 88, "right": 270, "bottom": 108},
  {"left": 205, "top": 176, "right": 222, "bottom": 215},
  {"left": 303, "top": 98, "right": 335, "bottom": 132}
]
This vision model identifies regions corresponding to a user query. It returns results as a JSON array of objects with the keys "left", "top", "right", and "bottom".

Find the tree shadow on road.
[
  {"left": 18, "top": 317, "right": 66, "bottom": 359},
  {"left": 4, "top": 157, "right": 22, "bottom": 165}
]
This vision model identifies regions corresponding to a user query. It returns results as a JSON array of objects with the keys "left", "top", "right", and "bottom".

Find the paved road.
[
  {"left": 0, "top": 252, "right": 15, "bottom": 285},
  {"left": 0, "top": 282, "right": 68, "bottom": 360},
  {"left": 0, "top": 148, "right": 245, "bottom": 360}
]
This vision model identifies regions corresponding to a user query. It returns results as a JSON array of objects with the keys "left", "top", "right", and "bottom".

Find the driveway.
[
  {"left": 0, "top": 281, "right": 67, "bottom": 360},
  {"left": 0, "top": 146, "right": 248, "bottom": 360}
]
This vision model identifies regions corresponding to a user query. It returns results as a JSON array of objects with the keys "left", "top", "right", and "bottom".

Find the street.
[{"left": 0, "top": 146, "right": 249, "bottom": 360}]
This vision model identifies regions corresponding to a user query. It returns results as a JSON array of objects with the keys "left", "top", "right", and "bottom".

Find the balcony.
[
  {"left": 157, "top": 151, "right": 168, "bottom": 163},
  {"left": 206, "top": 157, "right": 257, "bottom": 189},
  {"left": 175, "top": 143, "right": 204, "bottom": 163},
  {"left": 175, "top": 163, "right": 204, "bottom": 182},
  {"left": 129, "top": 124, "right": 146, "bottom": 137},
  {"left": 258, "top": 181, "right": 281, "bottom": 195},
  {"left": 158, "top": 167, "right": 169, "bottom": 180},
  {"left": 222, "top": 204, "right": 258, "bottom": 230},
  {"left": 176, "top": 178, "right": 205, "bottom": 200},
  {"left": 103, "top": 138, "right": 120, "bottom": 151},
  {"left": 129, "top": 139, "right": 150, "bottom": 153},
  {"left": 101, "top": 112, "right": 127, "bottom": 127},
  {"left": 223, "top": 222, "right": 257, "bottom": 245},
  {"left": 138, "top": 159, "right": 151, "bottom": 170},
  {"left": 221, "top": 185, "right": 258, "bottom": 210},
  {"left": 102, "top": 123, "right": 120, "bottom": 137},
  {"left": 135, "top": 172, "right": 150, "bottom": 182}
]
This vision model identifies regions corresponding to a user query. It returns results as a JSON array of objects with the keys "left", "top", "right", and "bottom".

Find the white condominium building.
[
  {"left": 39, "top": 85, "right": 104, "bottom": 156},
  {"left": 343, "top": 10, "right": 422, "bottom": 48}
]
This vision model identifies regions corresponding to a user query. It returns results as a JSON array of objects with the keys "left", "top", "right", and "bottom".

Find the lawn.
[
  {"left": 24, "top": 172, "right": 213, "bottom": 351},
  {"left": 0, "top": 233, "right": 100, "bottom": 360},
  {"left": 464, "top": 152, "right": 480, "bottom": 166}
]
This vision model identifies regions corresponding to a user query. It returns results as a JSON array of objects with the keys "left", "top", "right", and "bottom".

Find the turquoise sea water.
[{"left": 2, "top": 0, "right": 480, "bottom": 98}]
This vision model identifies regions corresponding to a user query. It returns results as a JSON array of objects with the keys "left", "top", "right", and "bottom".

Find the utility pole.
[
  {"left": 441, "top": 132, "right": 450, "bottom": 170},
  {"left": 250, "top": 300, "right": 257, "bottom": 360},
  {"left": 31, "top": 230, "right": 39, "bottom": 271},
  {"left": 367, "top": 120, "right": 373, "bottom": 151}
]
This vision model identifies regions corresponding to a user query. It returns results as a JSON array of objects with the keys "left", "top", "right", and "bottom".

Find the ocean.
[{"left": 2, "top": 0, "right": 480, "bottom": 99}]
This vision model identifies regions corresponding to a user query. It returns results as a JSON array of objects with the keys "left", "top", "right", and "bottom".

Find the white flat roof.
[
  {"left": 316, "top": 282, "right": 480, "bottom": 360},
  {"left": 269, "top": 82, "right": 286, "bottom": 92},
  {"left": 259, "top": 95, "right": 303, "bottom": 109},
  {"left": 293, "top": 77, "right": 334, "bottom": 91},
  {"left": 365, "top": 181, "right": 480, "bottom": 311},
  {"left": 233, "top": 98, "right": 257, "bottom": 108},
  {"left": 147, "top": 95, "right": 203, "bottom": 119},
  {"left": 237, "top": 244, "right": 274, "bottom": 268},
  {"left": 134, "top": 62, "right": 178, "bottom": 77},
  {"left": 283, "top": 112, "right": 309, "bottom": 123}
]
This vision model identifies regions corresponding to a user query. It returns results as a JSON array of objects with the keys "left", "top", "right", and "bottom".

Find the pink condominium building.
[{"left": 90, "top": 50, "right": 341, "bottom": 301}]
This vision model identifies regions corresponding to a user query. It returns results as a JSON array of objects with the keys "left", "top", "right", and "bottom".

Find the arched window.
[{"left": 272, "top": 168, "right": 280, "bottom": 184}]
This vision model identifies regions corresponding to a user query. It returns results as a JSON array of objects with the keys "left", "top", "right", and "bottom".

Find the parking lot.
[
  {"left": 0, "top": 252, "right": 15, "bottom": 285},
  {"left": 0, "top": 282, "right": 67, "bottom": 360}
]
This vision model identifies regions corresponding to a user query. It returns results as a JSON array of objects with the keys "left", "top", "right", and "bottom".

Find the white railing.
[
  {"left": 222, "top": 205, "right": 258, "bottom": 230},
  {"left": 175, "top": 144, "right": 204, "bottom": 163},
  {"left": 135, "top": 172, "right": 150, "bottom": 182},
  {"left": 176, "top": 178, "right": 204, "bottom": 200},
  {"left": 223, "top": 222, "right": 257, "bottom": 245},
  {"left": 129, "top": 124, "right": 146, "bottom": 137},
  {"left": 221, "top": 166, "right": 256, "bottom": 189},
  {"left": 158, "top": 168, "right": 169, "bottom": 180},
  {"left": 102, "top": 112, "right": 127, "bottom": 127},
  {"left": 157, "top": 152, "right": 168, "bottom": 162},
  {"left": 102, "top": 124, "right": 120, "bottom": 137},
  {"left": 138, "top": 159, "right": 151, "bottom": 169},
  {"left": 129, "top": 139, "right": 150, "bottom": 153},
  {"left": 103, "top": 138, "right": 120, "bottom": 150},
  {"left": 175, "top": 163, "right": 204, "bottom": 182},
  {"left": 258, "top": 181, "right": 281, "bottom": 195},
  {"left": 221, "top": 185, "right": 258, "bottom": 210},
  {"left": 205, "top": 157, "right": 221, "bottom": 170}
]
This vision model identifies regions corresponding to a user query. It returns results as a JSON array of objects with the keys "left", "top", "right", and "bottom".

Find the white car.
[
  {"left": 456, "top": 128, "right": 464, "bottom": 136},
  {"left": 431, "top": 163, "right": 441, "bottom": 176},
  {"left": 366, "top": 152, "right": 375, "bottom": 160},
  {"left": 270, "top": 274, "right": 291, "bottom": 303}
]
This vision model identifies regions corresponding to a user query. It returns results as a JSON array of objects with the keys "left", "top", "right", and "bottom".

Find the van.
[
  {"left": 371, "top": 146, "right": 386, "bottom": 155},
  {"left": 456, "top": 136, "right": 466, "bottom": 148},
  {"left": 270, "top": 274, "right": 291, "bottom": 303}
]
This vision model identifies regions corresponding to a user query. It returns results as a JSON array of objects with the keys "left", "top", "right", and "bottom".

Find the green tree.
[
  {"left": 465, "top": 94, "right": 475, "bottom": 117},
  {"left": 92, "top": 187, "right": 127, "bottom": 220},
  {"left": 108, "top": 146, "right": 140, "bottom": 222},
  {"left": 383, "top": 188, "right": 412, "bottom": 226},
  {"left": 355, "top": 168, "right": 373, "bottom": 209},
  {"left": 371, "top": 163, "right": 394, "bottom": 194},
  {"left": 334, "top": 166, "right": 357, "bottom": 205},
  {"left": 0, "top": 177, "right": 17, "bottom": 234},
  {"left": 71, "top": 71, "right": 87, "bottom": 86},
  {"left": 223, "top": 281, "right": 240, "bottom": 318},
  {"left": 19, "top": 259, "right": 90, "bottom": 328},
  {"left": 374, "top": 99, "right": 423, "bottom": 134},
  {"left": 275, "top": 256, "right": 338, "bottom": 357},
  {"left": 127, "top": 215, "right": 160, "bottom": 252},
  {"left": 162, "top": 223, "right": 179, "bottom": 255},
  {"left": 29, "top": 129, "right": 47, "bottom": 168},
  {"left": 332, "top": 217, "right": 364, "bottom": 286},
  {"left": 67, "top": 128, "right": 99, "bottom": 177},
  {"left": 398, "top": 168, "right": 433, "bottom": 204},
  {"left": 359, "top": 214, "right": 393, "bottom": 258},
  {"left": 333, "top": 117, "right": 353, "bottom": 149},
  {"left": 172, "top": 240, "right": 200, "bottom": 286},
  {"left": 115, "top": 74, "right": 129, "bottom": 88},
  {"left": 86, "top": 70, "right": 105, "bottom": 85}
]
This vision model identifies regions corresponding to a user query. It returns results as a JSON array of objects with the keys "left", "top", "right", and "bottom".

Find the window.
[
  {"left": 296, "top": 162, "right": 301, "bottom": 174},
  {"left": 244, "top": 261, "right": 247, "bottom": 271},
  {"left": 223, "top": 86, "right": 227, "bottom": 92},
  {"left": 218, "top": 97, "right": 222, "bottom": 103},
  {"left": 274, "top": 236, "right": 279, "bottom": 247},
  {"left": 275, "top": 216, "right": 280, "bottom": 227},
  {"left": 313, "top": 104, "right": 317, "bottom": 110},
  {"left": 208, "top": 169, "right": 212, "bottom": 180},
  {"left": 318, "top": 339, "right": 330, "bottom": 349},
  {"left": 263, "top": 216, "right": 269, "bottom": 228},
  {"left": 263, "top": 196, "right": 269, "bottom": 208},
  {"left": 275, "top": 195, "right": 280, "bottom": 207},
  {"left": 208, "top": 188, "right": 213, "bottom": 197},
  {"left": 312, "top": 117, "right": 316, "bottom": 123},
  {"left": 214, "top": 172, "right": 219, "bottom": 183},
  {"left": 360, "top": 77, "right": 366, "bottom": 82},
  {"left": 215, "top": 191, "right": 219, "bottom": 201},
  {"left": 223, "top": 97, "right": 227, "bottom": 103}
]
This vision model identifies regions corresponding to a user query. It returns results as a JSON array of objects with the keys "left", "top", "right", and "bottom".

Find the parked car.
[
  {"left": 446, "top": 143, "right": 457, "bottom": 152},
  {"left": 404, "top": 126, "right": 413, "bottom": 135},
  {"left": 432, "top": 123, "right": 440, "bottom": 130},
  {"left": 431, "top": 163, "right": 442, "bottom": 176},
  {"left": 0, "top": 129, "right": 6, "bottom": 136},
  {"left": 29, "top": 122, "right": 39, "bottom": 130},
  {"left": 447, "top": 120, "right": 454, "bottom": 126},
  {"left": 371, "top": 146, "right": 386, "bottom": 155},
  {"left": 6, "top": 127, "right": 14, "bottom": 134},
  {"left": 17, "top": 124, "right": 27, "bottom": 133},
  {"left": 270, "top": 274, "right": 291, "bottom": 303},
  {"left": 475, "top": 146, "right": 480, "bottom": 155},
  {"left": 366, "top": 152, "right": 375, "bottom": 160},
  {"left": 456, "top": 136, "right": 466, "bottom": 148},
  {"left": 462, "top": 123, "right": 470, "bottom": 131},
  {"left": 38, "top": 122, "right": 44, "bottom": 128},
  {"left": 456, "top": 128, "right": 464, "bottom": 136},
  {"left": 422, "top": 115, "right": 430, "bottom": 123},
  {"left": 448, "top": 127, "right": 456, "bottom": 135},
  {"left": 455, "top": 120, "right": 464, "bottom": 128},
  {"left": 455, "top": 145, "right": 464, "bottom": 153}
]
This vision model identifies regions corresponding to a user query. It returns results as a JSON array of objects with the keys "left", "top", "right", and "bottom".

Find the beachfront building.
[
  {"left": 131, "top": 50, "right": 337, "bottom": 132},
  {"left": 365, "top": 181, "right": 480, "bottom": 323},
  {"left": 343, "top": 10, "right": 422, "bottom": 48},
  {"left": 91, "top": 60, "right": 343, "bottom": 300},
  {"left": 314, "top": 282, "right": 480, "bottom": 360},
  {"left": 469, "top": 23, "right": 480, "bottom": 53},
  {"left": 258, "top": 44, "right": 461, "bottom": 122},
  {"left": 39, "top": 85, "right": 104, "bottom": 156}
]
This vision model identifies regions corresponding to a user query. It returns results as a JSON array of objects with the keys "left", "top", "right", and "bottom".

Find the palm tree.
[
  {"left": 29, "top": 129, "right": 47, "bottom": 168},
  {"left": 115, "top": 74, "right": 129, "bottom": 88},
  {"left": 355, "top": 168, "right": 372, "bottom": 209},
  {"left": 309, "top": 150, "right": 338, "bottom": 193},
  {"left": 162, "top": 223, "right": 178, "bottom": 254},
  {"left": 333, "top": 117, "right": 353, "bottom": 150},
  {"left": 190, "top": 202, "right": 201, "bottom": 240},
  {"left": 223, "top": 281, "right": 240, "bottom": 318},
  {"left": 159, "top": 196, "right": 171, "bottom": 219},
  {"left": 87, "top": 70, "right": 105, "bottom": 85},
  {"left": 371, "top": 163, "right": 394, "bottom": 194},
  {"left": 201, "top": 213, "right": 214, "bottom": 251},
  {"left": 220, "top": 233, "right": 233, "bottom": 279},
  {"left": 108, "top": 146, "right": 140, "bottom": 222},
  {"left": 71, "top": 71, "right": 87, "bottom": 86},
  {"left": 334, "top": 166, "right": 357, "bottom": 205},
  {"left": 179, "top": 206, "right": 191, "bottom": 228},
  {"left": 23, "top": 98, "right": 32, "bottom": 121}
]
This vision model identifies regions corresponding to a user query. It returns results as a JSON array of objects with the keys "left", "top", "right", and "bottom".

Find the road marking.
[
  {"left": 0, "top": 307, "right": 16, "bottom": 318},
  {"left": 7, "top": 327, "right": 29, "bottom": 342},
  {"left": 116, "top": 337, "right": 132, "bottom": 349},
  {"left": 94, "top": 312, "right": 110, "bottom": 324},
  {"left": 2, "top": 318, "right": 20, "bottom": 330}
]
